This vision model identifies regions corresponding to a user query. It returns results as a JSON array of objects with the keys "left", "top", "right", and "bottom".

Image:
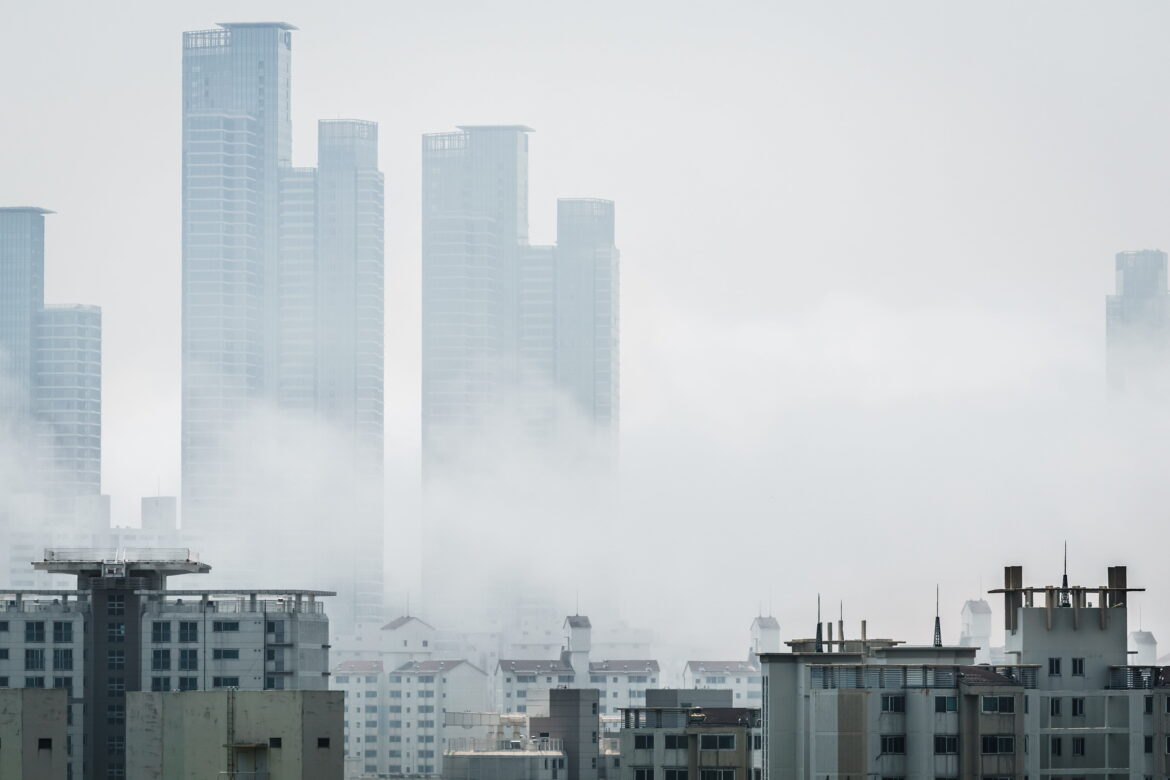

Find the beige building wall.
[
  {"left": 127, "top": 690, "right": 343, "bottom": 779},
  {"left": 0, "top": 688, "right": 68, "bottom": 780}
]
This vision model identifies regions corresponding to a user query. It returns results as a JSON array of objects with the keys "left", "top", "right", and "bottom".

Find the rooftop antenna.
[
  {"left": 933, "top": 585, "right": 942, "bottom": 648},
  {"left": 814, "top": 594, "right": 823, "bottom": 653},
  {"left": 1060, "top": 541, "right": 1070, "bottom": 607}
]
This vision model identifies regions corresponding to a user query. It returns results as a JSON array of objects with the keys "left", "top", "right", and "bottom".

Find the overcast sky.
[{"left": 3, "top": 1, "right": 1169, "bottom": 657}]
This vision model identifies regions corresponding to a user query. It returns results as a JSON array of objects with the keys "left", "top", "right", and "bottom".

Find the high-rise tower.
[
  {"left": 0, "top": 207, "right": 49, "bottom": 423},
  {"left": 420, "top": 127, "right": 619, "bottom": 473},
  {"left": 1106, "top": 249, "right": 1170, "bottom": 395}
]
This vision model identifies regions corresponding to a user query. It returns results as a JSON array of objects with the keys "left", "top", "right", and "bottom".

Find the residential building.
[
  {"left": 0, "top": 687, "right": 68, "bottom": 780},
  {"left": 530, "top": 688, "right": 602, "bottom": 780},
  {"left": 1131, "top": 629, "right": 1158, "bottom": 664},
  {"left": 421, "top": 126, "right": 619, "bottom": 474},
  {"left": 182, "top": 23, "right": 385, "bottom": 625},
  {"left": 760, "top": 563, "right": 1163, "bottom": 779},
  {"left": 682, "top": 662, "right": 762, "bottom": 705},
  {"left": 619, "top": 705, "right": 762, "bottom": 780},
  {"left": 496, "top": 617, "right": 660, "bottom": 715},
  {"left": 443, "top": 737, "right": 566, "bottom": 780},
  {"left": 0, "top": 548, "right": 332, "bottom": 780},
  {"left": 127, "top": 689, "right": 343, "bottom": 779},
  {"left": 646, "top": 689, "right": 733, "bottom": 709},
  {"left": 1106, "top": 249, "right": 1170, "bottom": 395}
]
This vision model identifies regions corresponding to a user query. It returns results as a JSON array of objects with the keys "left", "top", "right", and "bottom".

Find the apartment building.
[
  {"left": 681, "top": 662, "right": 762, "bottom": 706},
  {"left": 0, "top": 549, "right": 331, "bottom": 780},
  {"left": 618, "top": 704, "right": 762, "bottom": 780},
  {"left": 760, "top": 563, "right": 1165, "bottom": 779}
]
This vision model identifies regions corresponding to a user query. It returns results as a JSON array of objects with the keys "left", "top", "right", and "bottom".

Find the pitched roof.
[
  {"left": 381, "top": 615, "right": 436, "bottom": 631},
  {"left": 685, "top": 661, "right": 760, "bottom": 675},
  {"left": 589, "top": 660, "right": 660, "bottom": 673},
  {"left": 333, "top": 660, "right": 384, "bottom": 674},
  {"left": 394, "top": 659, "right": 485, "bottom": 675},
  {"left": 565, "top": 615, "right": 592, "bottom": 629},
  {"left": 498, "top": 657, "right": 574, "bottom": 674}
]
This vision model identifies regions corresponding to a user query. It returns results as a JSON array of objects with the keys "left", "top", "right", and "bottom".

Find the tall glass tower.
[
  {"left": 0, "top": 207, "right": 50, "bottom": 423},
  {"left": 1106, "top": 249, "right": 1170, "bottom": 395},
  {"left": 182, "top": 24, "right": 385, "bottom": 624},
  {"left": 181, "top": 22, "right": 295, "bottom": 528},
  {"left": 420, "top": 128, "right": 619, "bottom": 473}
]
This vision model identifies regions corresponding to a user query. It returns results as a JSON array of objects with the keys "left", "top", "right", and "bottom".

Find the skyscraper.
[
  {"left": 0, "top": 209, "right": 104, "bottom": 532},
  {"left": 421, "top": 128, "right": 619, "bottom": 471},
  {"left": 0, "top": 207, "right": 49, "bottom": 423},
  {"left": 181, "top": 22, "right": 294, "bottom": 527},
  {"left": 1106, "top": 249, "right": 1170, "bottom": 395},
  {"left": 182, "top": 24, "right": 385, "bottom": 624}
]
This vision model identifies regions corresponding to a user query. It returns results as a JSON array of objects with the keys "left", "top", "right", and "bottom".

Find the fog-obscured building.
[
  {"left": 1106, "top": 249, "right": 1170, "bottom": 395},
  {"left": 181, "top": 22, "right": 384, "bottom": 626},
  {"left": 421, "top": 126, "right": 619, "bottom": 474}
]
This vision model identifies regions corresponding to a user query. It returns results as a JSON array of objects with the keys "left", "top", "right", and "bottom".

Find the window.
[
  {"left": 151, "top": 677, "right": 170, "bottom": 692},
  {"left": 934, "top": 735, "right": 958, "bottom": 754},
  {"left": 107, "top": 735, "right": 125, "bottom": 756},
  {"left": 0, "top": 649, "right": 6, "bottom": 660},
  {"left": 106, "top": 623, "right": 125, "bottom": 643},
  {"left": 212, "top": 621, "right": 239, "bottom": 632},
  {"left": 52, "top": 622, "right": 72, "bottom": 643},
  {"left": 1145, "top": 696, "right": 1154, "bottom": 714},
  {"left": 1048, "top": 657, "right": 1061, "bottom": 676},
  {"left": 590, "top": 674, "right": 606, "bottom": 683},
  {"left": 980, "top": 735, "right": 1014, "bottom": 754},
  {"left": 179, "top": 649, "right": 198, "bottom": 671},
  {"left": 107, "top": 595, "right": 126, "bottom": 616},
  {"left": 881, "top": 694, "right": 906, "bottom": 713},
  {"left": 179, "top": 622, "right": 198, "bottom": 643},
  {"left": 25, "top": 649, "right": 45, "bottom": 671},
  {"left": 152, "top": 621, "right": 171, "bottom": 643},
  {"left": 25, "top": 621, "right": 45, "bottom": 643},
  {"left": 213, "top": 649, "right": 240, "bottom": 660},
  {"left": 37, "top": 738, "right": 52, "bottom": 750},
  {"left": 879, "top": 735, "right": 906, "bottom": 754},
  {"left": 107, "top": 650, "right": 125, "bottom": 671},
  {"left": 178, "top": 677, "right": 197, "bottom": 691},
  {"left": 24, "top": 676, "right": 45, "bottom": 688},
  {"left": 52, "top": 649, "right": 72, "bottom": 671},
  {"left": 1071, "top": 657, "right": 1085, "bottom": 676},
  {"left": 664, "top": 734, "right": 688, "bottom": 750},
  {"left": 1071, "top": 697, "right": 1085, "bottom": 717},
  {"left": 634, "top": 734, "right": 654, "bottom": 750},
  {"left": 558, "top": 675, "right": 575, "bottom": 683},
  {"left": 1051, "top": 737, "right": 1063, "bottom": 756},
  {"left": 269, "top": 738, "right": 283, "bottom": 748},
  {"left": 1072, "top": 736, "right": 1085, "bottom": 756},
  {"left": 935, "top": 695, "right": 957, "bottom": 713},
  {"left": 107, "top": 678, "right": 125, "bottom": 697},
  {"left": 152, "top": 650, "right": 171, "bottom": 671},
  {"left": 106, "top": 703, "right": 124, "bottom": 724},
  {"left": 318, "top": 738, "right": 331, "bottom": 748},
  {"left": 213, "top": 677, "right": 240, "bottom": 688},
  {"left": 699, "top": 734, "right": 735, "bottom": 750},
  {"left": 0, "top": 621, "right": 6, "bottom": 632},
  {"left": 52, "top": 676, "right": 71, "bottom": 694},
  {"left": 1050, "top": 698, "right": 1061, "bottom": 716},
  {"left": 635, "top": 770, "right": 655, "bottom": 780},
  {"left": 516, "top": 674, "right": 536, "bottom": 683},
  {"left": 1144, "top": 735, "right": 1153, "bottom": 753},
  {"left": 981, "top": 696, "right": 1014, "bottom": 714}
]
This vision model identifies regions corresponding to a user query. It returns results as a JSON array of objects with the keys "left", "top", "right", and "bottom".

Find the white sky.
[{"left": 3, "top": 1, "right": 1169, "bottom": 656}]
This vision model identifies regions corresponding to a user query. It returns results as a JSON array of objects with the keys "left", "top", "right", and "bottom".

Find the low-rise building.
[
  {"left": 761, "top": 563, "right": 1166, "bottom": 779},
  {"left": 619, "top": 705, "right": 762, "bottom": 780},
  {"left": 126, "top": 689, "right": 343, "bottom": 779},
  {"left": 0, "top": 687, "right": 68, "bottom": 779}
]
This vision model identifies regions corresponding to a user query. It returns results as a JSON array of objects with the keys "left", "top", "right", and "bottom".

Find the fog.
[{"left": 3, "top": 0, "right": 1170, "bottom": 667}]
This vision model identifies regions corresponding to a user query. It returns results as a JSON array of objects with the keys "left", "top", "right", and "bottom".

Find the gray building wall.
[
  {"left": 530, "top": 687, "right": 600, "bottom": 780},
  {"left": 127, "top": 689, "right": 343, "bottom": 779},
  {"left": 0, "top": 688, "right": 68, "bottom": 780}
]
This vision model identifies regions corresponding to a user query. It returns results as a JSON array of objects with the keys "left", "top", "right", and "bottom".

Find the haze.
[{"left": 2, "top": 0, "right": 1168, "bottom": 663}]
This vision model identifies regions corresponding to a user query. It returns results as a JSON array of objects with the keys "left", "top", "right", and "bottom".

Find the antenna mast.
[{"left": 932, "top": 584, "right": 942, "bottom": 648}]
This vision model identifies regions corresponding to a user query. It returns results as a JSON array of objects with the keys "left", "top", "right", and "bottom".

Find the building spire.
[
  {"left": 1060, "top": 541, "right": 1070, "bottom": 607},
  {"left": 814, "top": 594, "right": 823, "bottom": 653},
  {"left": 933, "top": 584, "right": 943, "bottom": 647}
]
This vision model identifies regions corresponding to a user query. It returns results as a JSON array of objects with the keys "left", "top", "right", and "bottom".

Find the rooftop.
[
  {"left": 498, "top": 657, "right": 573, "bottom": 674},
  {"left": 217, "top": 22, "right": 298, "bottom": 30},
  {"left": 396, "top": 659, "right": 482, "bottom": 674},
  {"left": 565, "top": 615, "right": 592, "bottom": 629},
  {"left": 0, "top": 207, "right": 54, "bottom": 214},
  {"left": 685, "top": 661, "right": 759, "bottom": 674},
  {"left": 589, "top": 660, "right": 660, "bottom": 673},
  {"left": 753, "top": 616, "right": 780, "bottom": 629},
  {"left": 382, "top": 615, "right": 435, "bottom": 631},
  {"left": 456, "top": 124, "right": 535, "bottom": 133},
  {"left": 334, "top": 661, "right": 384, "bottom": 674}
]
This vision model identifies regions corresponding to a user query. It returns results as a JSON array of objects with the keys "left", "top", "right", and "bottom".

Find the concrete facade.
[
  {"left": 127, "top": 689, "right": 343, "bottom": 779},
  {"left": 0, "top": 687, "right": 68, "bottom": 780},
  {"left": 619, "top": 705, "right": 762, "bottom": 780}
]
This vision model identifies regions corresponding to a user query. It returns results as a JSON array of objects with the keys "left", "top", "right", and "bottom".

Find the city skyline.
[{"left": 2, "top": 2, "right": 1170, "bottom": 660}]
